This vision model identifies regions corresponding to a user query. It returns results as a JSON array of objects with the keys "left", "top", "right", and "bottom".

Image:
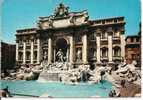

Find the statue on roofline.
[{"left": 54, "top": 3, "right": 69, "bottom": 17}]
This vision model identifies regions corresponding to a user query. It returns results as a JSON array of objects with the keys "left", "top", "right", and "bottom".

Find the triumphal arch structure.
[{"left": 16, "top": 3, "right": 125, "bottom": 67}]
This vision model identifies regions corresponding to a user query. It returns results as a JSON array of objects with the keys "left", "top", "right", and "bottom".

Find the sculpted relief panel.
[{"left": 52, "top": 18, "right": 71, "bottom": 28}]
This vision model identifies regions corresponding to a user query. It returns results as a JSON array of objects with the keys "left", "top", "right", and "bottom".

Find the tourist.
[{"left": 0, "top": 86, "right": 12, "bottom": 97}]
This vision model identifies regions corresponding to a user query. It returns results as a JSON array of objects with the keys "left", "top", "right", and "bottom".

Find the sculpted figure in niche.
[
  {"left": 56, "top": 49, "right": 64, "bottom": 62},
  {"left": 76, "top": 49, "right": 82, "bottom": 62},
  {"left": 43, "top": 51, "right": 47, "bottom": 60}
]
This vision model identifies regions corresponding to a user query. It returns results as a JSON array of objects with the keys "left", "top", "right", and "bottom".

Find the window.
[
  {"left": 19, "top": 40, "right": 23, "bottom": 45},
  {"left": 114, "top": 19, "right": 117, "bottom": 23},
  {"left": 113, "top": 47, "right": 121, "bottom": 57},
  {"left": 76, "top": 48, "right": 82, "bottom": 61},
  {"left": 101, "top": 32, "right": 107, "bottom": 39},
  {"left": 18, "top": 52, "right": 23, "bottom": 60},
  {"left": 101, "top": 47, "right": 108, "bottom": 57},
  {"left": 136, "top": 38, "right": 139, "bottom": 42},
  {"left": 34, "top": 39, "right": 37, "bottom": 44},
  {"left": 89, "top": 33, "right": 96, "bottom": 40},
  {"left": 131, "top": 38, "right": 134, "bottom": 42},
  {"left": 114, "top": 32, "right": 120, "bottom": 37},
  {"left": 26, "top": 40, "right": 30, "bottom": 44},
  {"left": 34, "top": 51, "right": 37, "bottom": 60},
  {"left": 132, "top": 54, "right": 137, "bottom": 60},
  {"left": 26, "top": 52, "right": 30, "bottom": 60},
  {"left": 89, "top": 48, "right": 96, "bottom": 58},
  {"left": 18, "top": 46, "right": 23, "bottom": 50},
  {"left": 75, "top": 35, "right": 82, "bottom": 43}
]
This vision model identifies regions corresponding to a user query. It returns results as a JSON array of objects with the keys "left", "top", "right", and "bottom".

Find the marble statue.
[
  {"left": 54, "top": 3, "right": 69, "bottom": 17},
  {"left": 56, "top": 49, "right": 64, "bottom": 62},
  {"left": 76, "top": 49, "right": 82, "bottom": 61}
]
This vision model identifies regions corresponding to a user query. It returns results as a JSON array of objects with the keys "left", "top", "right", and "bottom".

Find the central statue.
[{"left": 56, "top": 49, "right": 64, "bottom": 62}]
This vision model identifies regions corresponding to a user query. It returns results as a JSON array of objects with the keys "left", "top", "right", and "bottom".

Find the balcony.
[
  {"left": 89, "top": 57, "right": 96, "bottom": 61},
  {"left": 112, "top": 44, "right": 121, "bottom": 48},
  {"left": 113, "top": 36, "right": 120, "bottom": 40},
  {"left": 113, "top": 56, "right": 121, "bottom": 60},
  {"left": 26, "top": 46, "right": 31, "bottom": 50},
  {"left": 19, "top": 43, "right": 23, "bottom": 46},
  {"left": 34, "top": 45, "right": 37, "bottom": 49},
  {"left": 33, "top": 60, "right": 37, "bottom": 63},
  {"left": 18, "top": 59, "right": 23, "bottom": 61},
  {"left": 101, "top": 56, "right": 108, "bottom": 60},
  {"left": 17, "top": 60, "right": 23, "bottom": 64},
  {"left": 26, "top": 42, "right": 31, "bottom": 46},
  {"left": 101, "top": 38, "right": 108, "bottom": 41},
  {"left": 18, "top": 46, "right": 23, "bottom": 50},
  {"left": 26, "top": 60, "right": 31, "bottom": 64}
]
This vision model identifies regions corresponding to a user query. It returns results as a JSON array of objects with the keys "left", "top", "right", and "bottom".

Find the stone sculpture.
[
  {"left": 56, "top": 49, "right": 64, "bottom": 62},
  {"left": 76, "top": 49, "right": 82, "bottom": 62}
]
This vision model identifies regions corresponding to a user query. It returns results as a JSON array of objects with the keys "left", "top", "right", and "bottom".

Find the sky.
[{"left": 1, "top": 0, "right": 141, "bottom": 44}]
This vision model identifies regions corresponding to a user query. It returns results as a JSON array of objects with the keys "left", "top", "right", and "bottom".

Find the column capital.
[
  {"left": 107, "top": 27, "right": 113, "bottom": 36},
  {"left": 48, "top": 37, "right": 52, "bottom": 40},
  {"left": 23, "top": 37, "right": 26, "bottom": 42},
  {"left": 23, "top": 40, "right": 26, "bottom": 42},
  {"left": 95, "top": 28, "right": 102, "bottom": 36},
  {"left": 108, "top": 32, "right": 113, "bottom": 36},
  {"left": 48, "top": 32, "right": 53, "bottom": 37},
  {"left": 120, "top": 30, "right": 125, "bottom": 35},
  {"left": 96, "top": 33, "right": 101, "bottom": 37},
  {"left": 107, "top": 27, "right": 113, "bottom": 33},
  {"left": 36, "top": 34, "right": 40, "bottom": 39},
  {"left": 16, "top": 39, "right": 19, "bottom": 43},
  {"left": 30, "top": 35, "right": 35, "bottom": 41}
]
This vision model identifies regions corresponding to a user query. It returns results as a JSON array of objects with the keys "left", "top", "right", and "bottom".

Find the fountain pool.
[{"left": 0, "top": 80, "right": 112, "bottom": 97}]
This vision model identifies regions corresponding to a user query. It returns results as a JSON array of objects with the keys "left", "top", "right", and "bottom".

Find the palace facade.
[
  {"left": 125, "top": 23, "right": 141, "bottom": 67},
  {"left": 1, "top": 41, "right": 16, "bottom": 70},
  {"left": 16, "top": 3, "right": 125, "bottom": 66}
]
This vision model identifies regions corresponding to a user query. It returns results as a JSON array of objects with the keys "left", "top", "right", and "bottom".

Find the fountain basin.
[{"left": 0, "top": 80, "right": 112, "bottom": 97}]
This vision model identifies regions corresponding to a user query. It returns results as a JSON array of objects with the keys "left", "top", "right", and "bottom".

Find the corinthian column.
[
  {"left": 120, "top": 31, "right": 125, "bottom": 59},
  {"left": 108, "top": 32, "right": 113, "bottom": 62},
  {"left": 30, "top": 40, "right": 34, "bottom": 64},
  {"left": 69, "top": 36, "right": 74, "bottom": 63},
  {"left": 23, "top": 41, "right": 26, "bottom": 64},
  {"left": 16, "top": 42, "right": 18, "bottom": 61},
  {"left": 96, "top": 33, "right": 101, "bottom": 63},
  {"left": 37, "top": 38, "right": 40, "bottom": 64},
  {"left": 48, "top": 37, "right": 52, "bottom": 64},
  {"left": 82, "top": 34, "right": 88, "bottom": 64}
]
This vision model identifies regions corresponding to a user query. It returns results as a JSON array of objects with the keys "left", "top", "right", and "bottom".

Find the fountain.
[
  {"left": 38, "top": 62, "right": 70, "bottom": 82},
  {"left": 38, "top": 48, "right": 88, "bottom": 83},
  {"left": 37, "top": 59, "right": 93, "bottom": 83}
]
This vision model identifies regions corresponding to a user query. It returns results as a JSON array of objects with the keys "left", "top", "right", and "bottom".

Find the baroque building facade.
[{"left": 16, "top": 3, "right": 125, "bottom": 67}]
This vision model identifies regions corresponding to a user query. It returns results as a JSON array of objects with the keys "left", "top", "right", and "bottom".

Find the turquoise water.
[{"left": 0, "top": 80, "right": 112, "bottom": 97}]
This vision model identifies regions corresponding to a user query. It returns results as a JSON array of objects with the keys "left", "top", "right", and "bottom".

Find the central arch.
[{"left": 55, "top": 38, "right": 68, "bottom": 62}]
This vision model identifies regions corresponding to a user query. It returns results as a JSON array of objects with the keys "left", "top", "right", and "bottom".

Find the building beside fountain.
[{"left": 15, "top": 3, "right": 125, "bottom": 67}]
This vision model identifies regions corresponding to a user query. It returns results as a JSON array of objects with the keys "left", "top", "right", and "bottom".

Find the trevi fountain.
[{"left": 0, "top": 49, "right": 141, "bottom": 97}]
